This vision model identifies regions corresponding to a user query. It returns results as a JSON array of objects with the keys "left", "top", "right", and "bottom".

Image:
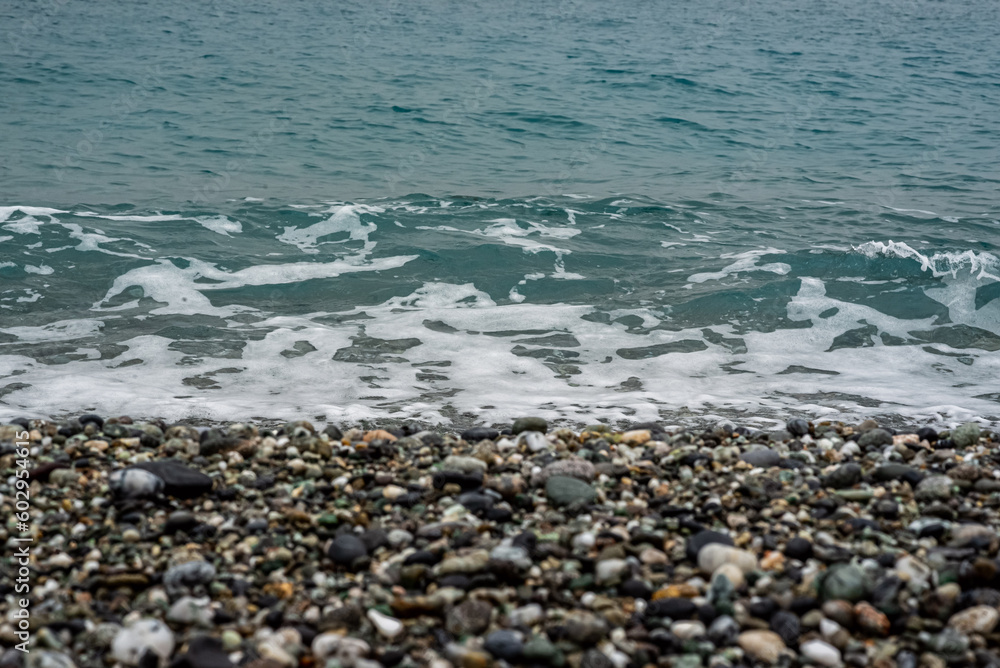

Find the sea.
[{"left": 1, "top": 0, "right": 998, "bottom": 429}]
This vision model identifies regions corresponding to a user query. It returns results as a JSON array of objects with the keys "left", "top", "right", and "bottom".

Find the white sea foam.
[
  {"left": 0, "top": 318, "right": 104, "bottom": 342},
  {"left": 688, "top": 249, "right": 791, "bottom": 284},
  {"left": 94, "top": 254, "right": 418, "bottom": 316},
  {"left": 75, "top": 213, "right": 185, "bottom": 222},
  {"left": 277, "top": 204, "right": 381, "bottom": 253},
  {"left": 417, "top": 218, "right": 582, "bottom": 279},
  {"left": 854, "top": 240, "right": 1000, "bottom": 281},
  {"left": 193, "top": 216, "right": 243, "bottom": 236},
  {"left": 4, "top": 274, "right": 998, "bottom": 428},
  {"left": 24, "top": 264, "right": 54, "bottom": 275},
  {"left": 3, "top": 216, "right": 44, "bottom": 235},
  {"left": 0, "top": 206, "right": 66, "bottom": 223}
]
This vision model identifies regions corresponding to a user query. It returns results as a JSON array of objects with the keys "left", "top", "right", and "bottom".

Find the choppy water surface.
[{"left": 1, "top": 0, "right": 998, "bottom": 427}]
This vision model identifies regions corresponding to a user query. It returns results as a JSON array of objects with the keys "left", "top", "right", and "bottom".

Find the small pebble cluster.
[{"left": 2, "top": 415, "right": 1000, "bottom": 668}]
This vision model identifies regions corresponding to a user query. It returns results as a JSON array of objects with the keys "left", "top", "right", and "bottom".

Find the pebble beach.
[{"left": 3, "top": 415, "right": 1000, "bottom": 668}]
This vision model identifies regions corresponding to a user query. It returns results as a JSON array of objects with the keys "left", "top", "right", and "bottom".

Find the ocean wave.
[{"left": 853, "top": 240, "right": 1000, "bottom": 282}]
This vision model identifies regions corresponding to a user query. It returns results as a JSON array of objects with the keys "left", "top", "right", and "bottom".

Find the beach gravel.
[{"left": 1, "top": 415, "right": 999, "bottom": 667}]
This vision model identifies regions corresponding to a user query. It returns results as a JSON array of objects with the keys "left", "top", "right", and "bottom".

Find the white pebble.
[
  {"left": 111, "top": 618, "right": 175, "bottom": 666},
  {"left": 367, "top": 609, "right": 403, "bottom": 639}
]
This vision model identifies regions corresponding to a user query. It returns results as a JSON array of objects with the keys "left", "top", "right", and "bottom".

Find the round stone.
[
  {"left": 446, "top": 599, "right": 493, "bottom": 636},
  {"left": 698, "top": 544, "right": 758, "bottom": 575},
  {"left": 821, "top": 564, "right": 869, "bottom": 602},
  {"left": 544, "top": 475, "right": 596, "bottom": 507},
  {"left": 948, "top": 605, "right": 1000, "bottom": 635},
  {"left": 740, "top": 447, "right": 781, "bottom": 468},
  {"left": 737, "top": 630, "right": 786, "bottom": 664},
  {"left": 784, "top": 537, "right": 813, "bottom": 561},
  {"left": 800, "top": 639, "right": 841, "bottom": 667},
  {"left": 708, "top": 615, "right": 740, "bottom": 646},
  {"left": 328, "top": 534, "right": 368, "bottom": 566},
  {"left": 686, "top": 530, "right": 734, "bottom": 562},
  {"left": 595, "top": 558, "right": 629, "bottom": 586},
  {"left": 769, "top": 610, "right": 801, "bottom": 646},
  {"left": 916, "top": 475, "right": 955, "bottom": 501},
  {"left": 857, "top": 428, "right": 892, "bottom": 447},
  {"left": 512, "top": 417, "right": 548, "bottom": 434},
  {"left": 786, "top": 419, "right": 809, "bottom": 436},
  {"left": 112, "top": 619, "right": 175, "bottom": 666},
  {"left": 367, "top": 609, "right": 403, "bottom": 640},
  {"left": 484, "top": 630, "right": 524, "bottom": 661},
  {"left": 951, "top": 422, "right": 981, "bottom": 447}
]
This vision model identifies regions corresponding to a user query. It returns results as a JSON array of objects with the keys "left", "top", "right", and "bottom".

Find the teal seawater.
[{"left": 1, "top": 0, "right": 998, "bottom": 426}]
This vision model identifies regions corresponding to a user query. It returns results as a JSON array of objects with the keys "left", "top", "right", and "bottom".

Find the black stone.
[
  {"left": 379, "top": 649, "right": 406, "bottom": 667},
  {"left": 461, "top": 427, "right": 499, "bottom": 442},
  {"left": 823, "top": 463, "right": 862, "bottom": 489},
  {"left": 770, "top": 610, "right": 801, "bottom": 646},
  {"left": 918, "top": 522, "right": 947, "bottom": 540},
  {"left": 485, "top": 507, "right": 513, "bottom": 523},
  {"left": 469, "top": 573, "right": 499, "bottom": 590},
  {"left": 844, "top": 517, "right": 880, "bottom": 534},
  {"left": 264, "top": 609, "right": 283, "bottom": 629},
  {"left": 211, "top": 610, "right": 235, "bottom": 625},
  {"left": 619, "top": 579, "right": 652, "bottom": 600},
  {"left": 646, "top": 598, "right": 697, "bottom": 620},
  {"left": 432, "top": 470, "right": 483, "bottom": 491},
  {"left": 8, "top": 417, "right": 30, "bottom": 429},
  {"left": 457, "top": 492, "right": 494, "bottom": 513},
  {"left": 164, "top": 511, "right": 199, "bottom": 534},
  {"left": 685, "top": 530, "right": 734, "bottom": 562},
  {"left": 403, "top": 550, "right": 439, "bottom": 566},
  {"left": 747, "top": 598, "right": 778, "bottom": 620},
  {"left": 28, "top": 462, "right": 68, "bottom": 483},
  {"left": 917, "top": 427, "right": 938, "bottom": 443},
  {"left": 874, "top": 464, "right": 923, "bottom": 484},
  {"left": 79, "top": 413, "right": 104, "bottom": 428},
  {"left": 438, "top": 574, "right": 472, "bottom": 590},
  {"left": 786, "top": 419, "right": 809, "bottom": 436},
  {"left": 199, "top": 428, "right": 226, "bottom": 444},
  {"left": 871, "top": 576, "right": 904, "bottom": 617},
  {"left": 420, "top": 432, "right": 444, "bottom": 446},
  {"left": 361, "top": 528, "right": 389, "bottom": 552},
  {"left": 137, "top": 650, "right": 159, "bottom": 668},
  {"left": 784, "top": 537, "right": 814, "bottom": 561},
  {"left": 131, "top": 461, "right": 213, "bottom": 499},
  {"left": 512, "top": 531, "right": 537, "bottom": 553},
  {"left": 876, "top": 553, "right": 898, "bottom": 568},
  {"left": 581, "top": 649, "right": 615, "bottom": 668},
  {"left": 875, "top": 499, "right": 900, "bottom": 520},
  {"left": 957, "top": 588, "right": 1000, "bottom": 610},
  {"left": 484, "top": 630, "right": 524, "bottom": 661},
  {"left": 780, "top": 458, "right": 807, "bottom": 470},
  {"left": 245, "top": 518, "right": 269, "bottom": 533},
  {"left": 170, "top": 636, "right": 235, "bottom": 668},
  {"left": 229, "top": 579, "right": 251, "bottom": 597},
  {"left": 58, "top": 421, "right": 83, "bottom": 437},
  {"left": 323, "top": 424, "right": 343, "bottom": 440},
  {"left": 327, "top": 534, "right": 368, "bottom": 566},
  {"left": 397, "top": 492, "right": 422, "bottom": 508},
  {"left": 789, "top": 596, "right": 819, "bottom": 615},
  {"left": 257, "top": 595, "right": 280, "bottom": 608}
]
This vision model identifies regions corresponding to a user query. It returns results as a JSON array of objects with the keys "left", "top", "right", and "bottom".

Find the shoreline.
[{"left": 2, "top": 415, "right": 1000, "bottom": 666}]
